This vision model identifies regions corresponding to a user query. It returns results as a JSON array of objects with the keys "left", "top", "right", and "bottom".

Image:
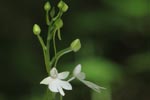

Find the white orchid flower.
[
  {"left": 40, "top": 67, "right": 72, "bottom": 96},
  {"left": 68, "top": 64, "right": 105, "bottom": 93}
]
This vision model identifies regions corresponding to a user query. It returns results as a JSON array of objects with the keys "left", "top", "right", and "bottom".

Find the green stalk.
[
  {"left": 46, "top": 16, "right": 56, "bottom": 73},
  {"left": 46, "top": 10, "right": 50, "bottom": 25},
  {"left": 50, "top": 47, "right": 72, "bottom": 67},
  {"left": 53, "top": 29, "right": 57, "bottom": 56},
  {"left": 46, "top": 11, "right": 63, "bottom": 69},
  {"left": 60, "top": 95, "right": 63, "bottom": 100},
  {"left": 37, "top": 35, "right": 50, "bottom": 73}
]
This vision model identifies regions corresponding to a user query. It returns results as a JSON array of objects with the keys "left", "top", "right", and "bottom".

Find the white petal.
[
  {"left": 57, "top": 85, "right": 65, "bottom": 96},
  {"left": 50, "top": 67, "right": 58, "bottom": 78},
  {"left": 59, "top": 81, "right": 72, "bottom": 90},
  {"left": 40, "top": 77, "right": 52, "bottom": 85},
  {"left": 80, "top": 80, "right": 105, "bottom": 93},
  {"left": 48, "top": 79, "right": 59, "bottom": 92},
  {"left": 76, "top": 72, "right": 86, "bottom": 80},
  {"left": 73, "top": 64, "right": 82, "bottom": 76},
  {"left": 58, "top": 72, "right": 70, "bottom": 79}
]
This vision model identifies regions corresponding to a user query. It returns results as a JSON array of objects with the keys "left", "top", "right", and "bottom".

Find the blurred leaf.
[
  {"left": 67, "top": 11, "right": 132, "bottom": 34},
  {"left": 0, "top": 94, "right": 6, "bottom": 100},
  {"left": 126, "top": 52, "right": 150, "bottom": 72},
  {"left": 11, "top": 44, "right": 43, "bottom": 83},
  {"left": 104, "top": 0, "right": 148, "bottom": 17},
  {"left": 78, "top": 57, "right": 122, "bottom": 83}
]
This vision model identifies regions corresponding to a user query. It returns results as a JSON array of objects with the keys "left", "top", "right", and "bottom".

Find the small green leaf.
[{"left": 50, "top": 7, "right": 55, "bottom": 18}]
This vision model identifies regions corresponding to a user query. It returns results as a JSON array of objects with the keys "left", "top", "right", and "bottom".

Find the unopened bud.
[
  {"left": 33, "top": 24, "right": 41, "bottom": 35},
  {"left": 54, "top": 19, "right": 63, "bottom": 29},
  {"left": 44, "top": 1, "right": 51, "bottom": 11},
  {"left": 70, "top": 39, "right": 81, "bottom": 52},
  {"left": 57, "top": 1, "right": 68, "bottom": 12}
]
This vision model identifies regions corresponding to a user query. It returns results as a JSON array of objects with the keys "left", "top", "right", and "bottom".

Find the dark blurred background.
[{"left": 0, "top": 0, "right": 150, "bottom": 100}]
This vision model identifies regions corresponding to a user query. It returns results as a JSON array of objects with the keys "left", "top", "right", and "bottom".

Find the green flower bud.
[
  {"left": 44, "top": 1, "right": 51, "bottom": 11},
  {"left": 54, "top": 19, "right": 63, "bottom": 29},
  {"left": 57, "top": 1, "right": 68, "bottom": 12},
  {"left": 70, "top": 39, "right": 81, "bottom": 52},
  {"left": 33, "top": 24, "right": 41, "bottom": 35}
]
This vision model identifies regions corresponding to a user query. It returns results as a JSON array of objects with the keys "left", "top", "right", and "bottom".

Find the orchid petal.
[
  {"left": 40, "top": 77, "right": 53, "bottom": 85},
  {"left": 73, "top": 64, "right": 82, "bottom": 76},
  {"left": 48, "top": 80, "right": 59, "bottom": 92},
  {"left": 59, "top": 81, "right": 72, "bottom": 90},
  {"left": 76, "top": 72, "right": 86, "bottom": 80},
  {"left": 58, "top": 72, "right": 70, "bottom": 79},
  {"left": 57, "top": 85, "right": 65, "bottom": 96},
  {"left": 80, "top": 80, "right": 105, "bottom": 93}
]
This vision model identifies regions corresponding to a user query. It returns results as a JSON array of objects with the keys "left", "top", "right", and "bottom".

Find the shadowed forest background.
[{"left": 0, "top": 0, "right": 150, "bottom": 100}]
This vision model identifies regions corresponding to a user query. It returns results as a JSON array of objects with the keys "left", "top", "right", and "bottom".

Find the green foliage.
[
  {"left": 126, "top": 52, "right": 150, "bottom": 72},
  {"left": 78, "top": 57, "right": 122, "bottom": 83}
]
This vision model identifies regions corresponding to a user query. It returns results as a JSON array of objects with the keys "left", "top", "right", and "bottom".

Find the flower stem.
[
  {"left": 46, "top": 10, "right": 50, "bottom": 25},
  {"left": 60, "top": 95, "right": 63, "bottom": 100},
  {"left": 46, "top": 19, "right": 55, "bottom": 73},
  {"left": 67, "top": 77, "right": 75, "bottom": 82},
  {"left": 45, "top": 10, "right": 63, "bottom": 70},
  {"left": 46, "top": 88, "right": 55, "bottom": 100},
  {"left": 53, "top": 29, "right": 57, "bottom": 56},
  {"left": 37, "top": 35, "right": 50, "bottom": 73},
  {"left": 50, "top": 47, "right": 72, "bottom": 67},
  {"left": 54, "top": 48, "right": 72, "bottom": 67}
]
